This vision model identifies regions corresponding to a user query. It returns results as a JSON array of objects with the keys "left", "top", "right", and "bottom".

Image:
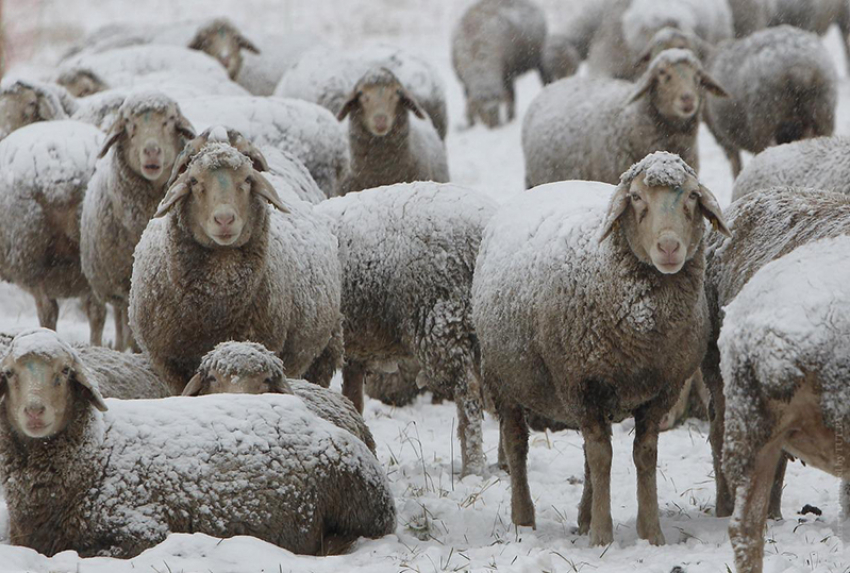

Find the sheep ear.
[
  {"left": 252, "top": 172, "right": 290, "bottom": 213},
  {"left": 268, "top": 376, "right": 293, "bottom": 394},
  {"left": 627, "top": 72, "right": 655, "bottom": 104},
  {"left": 154, "top": 176, "right": 191, "bottom": 218},
  {"left": 242, "top": 142, "right": 269, "bottom": 172},
  {"left": 176, "top": 115, "right": 196, "bottom": 141},
  {"left": 188, "top": 30, "right": 208, "bottom": 51},
  {"left": 634, "top": 46, "right": 654, "bottom": 68},
  {"left": 700, "top": 72, "right": 729, "bottom": 98},
  {"left": 697, "top": 184, "right": 731, "bottom": 237},
  {"left": 398, "top": 88, "right": 426, "bottom": 119},
  {"left": 99, "top": 116, "right": 126, "bottom": 158},
  {"left": 599, "top": 182, "right": 630, "bottom": 242},
  {"left": 182, "top": 373, "right": 205, "bottom": 396},
  {"left": 166, "top": 147, "right": 194, "bottom": 190},
  {"left": 237, "top": 34, "right": 260, "bottom": 54},
  {"left": 71, "top": 363, "right": 108, "bottom": 412},
  {"left": 337, "top": 90, "right": 361, "bottom": 121}
]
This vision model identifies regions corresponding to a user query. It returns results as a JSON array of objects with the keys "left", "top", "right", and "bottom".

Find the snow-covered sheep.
[
  {"left": 704, "top": 26, "right": 836, "bottom": 177},
  {"left": 316, "top": 182, "right": 497, "bottom": 476},
  {"left": 275, "top": 43, "right": 448, "bottom": 140},
  {"left": 472, "top": 152, "right": 730, "bottom": 545},
  {"left": 727, "top": 0, "right": 771, "bottom": 37},
  {"left": 560, "top": 0, "right": 608, "bottom": 60},
  {"left": 451, "top": 0, "right": 549, "bottom": 128},
  {"left": 0, "top": 78, "right": 77, "bottom": 140},
  {"left": 0, "top": 331, "right": 395, "bottom": 558},
  {"left": 541, "top": 33, "right": 580, "bottom": 83},
  {"left": 719, "top": 235, "right": 850, "bottom": 573},
  {"left": 634, "top": 27, "right": 712, "bottom": 72},
  {"left": 702, "top": 188, "right": 850, "bottom": 519},
  {"left": 587, "top": 0, "right": 733, "bottom": 79},
  {"left": 365, "top": 358, "right": 425, "bottom": 408},
  {"left": 732, "top": 136, "right": 850, "bottom": 201},
  {"left": 80, "top": 92, "right": 196, "bottom": 350},
  {"left": 523, "top": 49, "right": 728, "bottom": 187},
  {"left": 179, "top": 96, "right": 349, "bottom": 197},
  {"left": 337, "top": 68, "right": 449, "bottom": 194},
  {"left": 53, "top": 67, "right": 108, "bottom": 98},
  {"left": 183, "top": 341, "right": 375, "bottom": 453},
  {"left": 235, "top": 32, "right": 317, "bottom": 96},
  {"left": 0, "top": 121, "right": 106, "bottom": 344},
  {"left": 769, "top": 0, "right": 850, "bottom": 73},
  {"left": 129, "top": 143, "right": 342, "bottom": 394}
]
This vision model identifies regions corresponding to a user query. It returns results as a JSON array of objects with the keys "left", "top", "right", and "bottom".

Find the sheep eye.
[
  {"left": 61, "top": 366, "right": 71, "bottom": 376},
  {"left": 189, "top": 177, "right": 198, "bottom": 186},
  {"left": 689, "top": 191, "right": 700, "bottom": 201},
  {"left": 1, "top": 369, "right": 11, "bottom": 381},
  {"left": 54, "top": 376, "right": 63, "bottom": 387},
  {"left": 630, "top": 193, "right": 642, "bottom": 202}
]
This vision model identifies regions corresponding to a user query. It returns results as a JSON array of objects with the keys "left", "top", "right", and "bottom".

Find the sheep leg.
[
  {"left": 112, "top": 303, "right": 126, "bottom": 351},
  {"left": 839, "top": 6, "right": 850, "bottom": 75},
  {"left": 577, "top": 450, "right": 593, "bottom": 535},
  {"left": 465, "top": 101, "right": 475, "bottom": 127},
  {"left": 582, "top": 420, "right": 613, "bottom": 546},
  {"left": 633, "top": 404, "right": 665, "bottom": 545},
  {"left": 723, "top": 146, "right": 743, "bottom": 178},
  {"left": 728, "top": 443, "right": 783, "bottom": 573},
  {"left": 456, "top": 366, "right": 485, "bottom": 477},
  {"left": 706, "top": 350, "right": 735, "bottom": 517},
  {"left": 504, "top": 77, "right": 516, "bottom": 122},
  {"left": 82, "top": 294, "right": 106, "bottom": 346},
  {"left": 342, "top": 361, "right": 366, "bottom": 414},
  {"left": 767, "top": 454, "right": 787, "bottom": 520},
  {"left": 499, "top": 402, "right": 535, "bottom": 527},
  {"left": 33, "top": 290, "right": 59, "bottom": 330}
]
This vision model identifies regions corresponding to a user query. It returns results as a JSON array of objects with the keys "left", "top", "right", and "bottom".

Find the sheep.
[
  {"left": 315, "top": 182, "right": 498, "bottom": 477},
  {"left": 0, "top": 120, "right": 106, "bottom": 344},
  {"left": 129, "top": 143, "right": 343, "bottom": 395},
  {"left": 703, "top": 187, "right": 850, "bottom": 519},
  {"left": 183, "top": 18, "right": 260, "bottom": 80},
  {"left": 365, "top": 358, "right": 425, "bottom": 408},
  {"left": 769, "top": 0, "right": 850, "bottom": 73},
  {"left": 80, "top": 91, "right": 196, "bottom": 350},
  {"left": 53, "top": 67, "right": 108, "bottom": 98},
  {"left": 704, "top": 26, "right": 836, "bottom": 177},
  {"left": 0, "top": 330, "right": 395, "bottom": 558},
  {"left": 732, "top": 136, "right": 850, "bottom": 201},
  {"left": 633, "top": 27, "right": 713, "bottom": 72},
  {"left": 235, "top": 32, "right": 317, "bottom": 96},
  {"left": 523, "top": 49, "right": 729, "bottom": 188},
  {"left": 561, "top": 0, "right": 609, "bottom": 60},
  {"left": 337, "top": 68, "right": 449, "bottom": 194},
  {"left": 727, "top": 0, "right": 771, "bottom": 37},
  {"left": 0, "top": 78, "right": 77, "bottom": 140},
  {"left": 179, "top": 96, "right": 349, "bottom": 197},
  {"left": 182, "top": 340, "right": 375, "bottom": 453},
  {"left": 541, "top": 33, "right": 581, "bottom": 83},
  {"left": 451, "top": 0, "right": 549, "bottom": 128},
  {"left": 719, "top": 235, "right": 850, "bottom": 573},
  {"left": 471, "top": 152, "right": 730, "bottom": 545},
  {"left": 587, "top": 0, "right": 733, "bottom": 80},
  {"left": 275, "top": 44, "right": 448, "bottom": 140}
]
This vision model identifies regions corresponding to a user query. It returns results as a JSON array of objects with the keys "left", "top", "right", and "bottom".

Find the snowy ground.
[{"left": 1, "top": 0, "right": 849, "bottom": 571}]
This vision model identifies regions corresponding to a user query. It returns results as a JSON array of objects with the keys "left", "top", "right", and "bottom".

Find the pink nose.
[
  {"left": 215, "top": 213, "right": 235, "bottom": 226},
  {"left": 658, "top": 238, "right": 681, "bottom": 257},
  {"left": 25, "top": 404, "right": 45, "bottom": 419},
  {"left": 373, "top": 114, "right": 389, "bottom": 131},
  {"left": 680, "top": 94, "right": 695, "bottom": 107},
  {"left": 144, "top": 144, "right": 161, "bottom": 160}
]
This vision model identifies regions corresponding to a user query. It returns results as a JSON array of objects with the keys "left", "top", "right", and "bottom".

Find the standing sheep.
[
  {"left": 523, "top": 49, "right": 728, "bottom": 187},
  {"left": 0, "top": 121, "right": 106, "bottom": 344},
  {"left": 472, "top": 152, "right": 730, "bottom": 545},
  {"left": 80, "top": 92, "right": 195, "bottom": 350},
  {"left": 727, "top": 0, "right": 771, "bottom": 37},
  {"left": 451, "top": 0, "right": 549, "bottom": 128},
  {"left": 0, "top": 79, "right": 76, "bottom": 140},
  {"left": 316, "top": 182, "right": 497, "bottom": 477},
  {"left": 337, "top": 68, "right": 449, "bottom": 194},
  {"left": 541, "top": 33, "right": 581, "bottom": 82},
  {"left": 769, "top": 0, "right": 850, "bottom": 73},
  {"left": 129, "top": 143, "right": 342, "bottom": 394},
  {"left": 704, "top": 26, "right": 836, "bottom": 176},
  {"left": 0, "top": 331, "right": 395, "bottom": 558},
  {"left": 719, "top": 236, "right": 850, "bottom": 573}
]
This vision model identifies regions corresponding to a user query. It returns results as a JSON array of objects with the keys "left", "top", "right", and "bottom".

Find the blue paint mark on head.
[
  {"left": 216, "top": 171, "right": 230, "bottom": 189},
  {"left": 664, "top": 186, "right": 685, "bottom": 213}
]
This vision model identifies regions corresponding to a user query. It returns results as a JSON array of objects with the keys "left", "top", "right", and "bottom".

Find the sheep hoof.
[
  {"left": 589, "top": 528, "right": 614, "bottom": 547},
  {"left": 641, "top": 529, "right": 666, "bottom": 546},
  {"left": 512, "top": 509, "right": 536, "bottom": 529}
]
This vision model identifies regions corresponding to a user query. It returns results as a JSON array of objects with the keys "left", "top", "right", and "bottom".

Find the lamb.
[
  {"left": 0, "top": 330, "right": 395, "bottom": 558},
  {"left": 275, "top": 43, "right": 448, "bottom": 140},
  {"left": 471, "top": 152, "right": 730, "bottom": 545},
  {"left": 0, "top": 120, "right": 106, "bottom": 344},
  {"left": 704, "top": 26, "right": 836, "bottom": 177},
  {"left": 732, "top": 136, "right": 850, "bottom": 201},
  {"left": 769, "top": 0, "right": 850, "bottom": 73},
  {"left": 719, "top": 235, "right": 850, "bottom": 573},
  {"left": 451, "top": 0, "right": 549, "bottom": 128},
  {"left": 182, "top": 341, "right": 376, "bottom": 453},
  {"left": 337, "top": 68, "right": 449, "bottom": 194},
  {"left": 315, "top": 182, "right": 497, "bottom": 477},
  {"left": 541, "top": 33, "right": 581, "bottom": 82},
  {"left": 80, "top": 91, "right": 196, "bottom": 350},
  {"left": 179, "top": 96, "right": 349, "bottom": 197},
  {"left": 129, "top": 143, "right": 343, "bottom": 395},
  {"left": 54, "top": 67, "right": 108, "bottom": 97},
  {"left": 587, "top": 0, "right": 733, "bottom": 79},
  {"left": 0, "top": 78, "right": 77, "bottom": 140},
  {"left": 523, "top": 49, "right": 728, "bottom": 187},
  {"left": 702, "top": 188, "right": 850, "bottom": 519}
]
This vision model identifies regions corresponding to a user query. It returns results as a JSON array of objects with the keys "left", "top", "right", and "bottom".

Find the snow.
[
  {"left": 1, "top": 0, "right": 849, "bottom": 571},
  {"left": 199, "top": 340, "right": 285, "bottom": 380},
  {"left": 622, "top": 0, "right": 733, "bottom": 52},
  {"left": 3, "top": 327, "right": 82, "bottom": 363}
]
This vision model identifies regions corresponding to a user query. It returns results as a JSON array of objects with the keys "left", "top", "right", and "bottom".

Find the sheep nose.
[
  {"left": 373, "top": 114, "right": 389, "bottom": 131},
  {"left": 657, "top": 237, "right": 681, "bottom": 257},
  {"left": 215, "top": 212, "right": 236, "bottom": 226},
  {"left": 143, "top": 143, "right": 162, "bottom": 159},
  {"left": 25, "top": 404, "right": 46, "bottom": 418}
]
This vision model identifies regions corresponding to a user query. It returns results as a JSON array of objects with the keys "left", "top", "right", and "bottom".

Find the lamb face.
[
  {"left": 338, "top": 67, "right": 426, "bottom": 137},
  {"left": 189, "top": 19, "right": 259, "bottom": 80},
  {"left": 184, "top": 341, "right": 291, "bottom": 396}
]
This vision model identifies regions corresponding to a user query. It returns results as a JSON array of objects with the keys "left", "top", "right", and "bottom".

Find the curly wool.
[{"left": 200, "top": 340, "right": 286, "bottom": 380}]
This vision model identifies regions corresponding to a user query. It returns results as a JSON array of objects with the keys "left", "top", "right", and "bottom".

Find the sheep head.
[
  {"left": 183, "top": 341, "right": 291, "bottom": 396},
  {"left": 338, "top": 67, "right": 426, "bottom": 137},
  {"left": 55, "top": 68, "right": 108, "bottom": 98},
  {"left": 635, "top": 27, "right": 711, "bottom": 69},
  {"left": 600, "top": 151, "right": 730, "bottom": 274},
  {"left": 100, "top": 92, "right": 195, "bottom": 185},
  {"left": 167, "top": 125, "right": 269, "bottom": 190},
  {"left": 155, "top": 142, "right": 288, "bottom": 247},
  {"left": 0, "top": 80, "right": 67, "bottom": 140},
  {"left": 0, "top": 329, "right": 108, "bottom": 439},
  {"left": 188, "top": 18, "right": 259, "bottom": 80},
  {"left": 629, "top": 48, "right": 728, "bottom": 122}
]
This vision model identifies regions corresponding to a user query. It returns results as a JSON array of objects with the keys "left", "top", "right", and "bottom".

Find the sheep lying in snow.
[
  {"left": 472, "top": 152, "right": 730, "bottom": 545},
  {"left": 704, "top": 26, "right": 836, "bottom": 177},
  {"left": 769, "top": 0, "right": 850, "bottom": 73},
  {"left": 337, "top": 68, "right": 449, "bottom": 194},
  {"left": 719, "top": 235, "right": 850, "bottom": 573},
  {"left": 0, "top": 330, "right": 395, "bottom": 558},
  {"left": 316, "top": 182, "right": 497, "bottom": 477},
  {"left": 451, "top": 0, "right": 549, "bottom": 128},
  {"left": 0, "top": 78, "right": 77, "bottom": 140},
  {"left": 0, "top": 120, "right": 106, "bottom": 344},
  {"left": 80, "top": 92, "right": 195, "bottom": 350},
  {"left": 130, "top": 143, "right": 342, "bottom": 394},
  {"left": 733, "top": 136, "right": 850, "bottom": 201},
  {"left": 183, "top": 341, "right": 375, "bottom": 453},
  {"left": 275, "top": 43, "right": 448, "bottom": 140},
  {"left": 523, "top": 49, "right": 729, "bottom": 187},
  {"left": 54, "top": 67, "right": 108, "bottom": 98}
]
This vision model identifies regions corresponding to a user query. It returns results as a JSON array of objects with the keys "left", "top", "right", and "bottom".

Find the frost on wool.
[
  {"left": 187, "top": 142, "right": 251, "bottom": 172},
  {"left": 4, "top": 327, "right": 83, "bottom": 364},
  {"left": 199, "top": 340, "right": 286, "bottom": 382},
  {"left": 618, "top": 150, "right": 696, "bottom": 189}
]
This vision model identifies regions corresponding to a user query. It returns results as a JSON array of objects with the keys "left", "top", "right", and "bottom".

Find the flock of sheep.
[{"left": 0, "top": 0, "right": 848, "bottom": 571}]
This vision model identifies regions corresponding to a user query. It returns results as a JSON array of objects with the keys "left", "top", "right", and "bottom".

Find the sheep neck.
[
  {"left": 348, "top": 113, "right": 416, "bottom": 189},
  {"left": 628, "top": 95, "right": 699, "bottom": 160},
  {"left": 111, "top": 145, "right": 169, "bottom": 241}
]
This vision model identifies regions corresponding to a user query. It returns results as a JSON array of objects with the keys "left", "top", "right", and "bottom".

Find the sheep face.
[
  {"left": 56, "top": 70, "right": 107, "bottom": 98},
  {"left": 338, "top": 68, "right": 426, "bottom": 137},
  {"left": 188, "top": 20, "right": 259, "bottom": 80},
  {"left": 183, "top": 367, "right": 291, "bottom": 396},
  {"left": 0, "top": 87, "right": 50, "bottom": 140}
]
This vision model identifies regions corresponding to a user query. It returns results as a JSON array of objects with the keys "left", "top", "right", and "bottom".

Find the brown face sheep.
[
  {"left": 55, "top": 68, "right": 108, "bottom": 98},
  {"left": 0, "top": 79, "right": 72, "bottom": 140},
  {"left": 188, "top": 18, "right": 260, "bottom": 80}
]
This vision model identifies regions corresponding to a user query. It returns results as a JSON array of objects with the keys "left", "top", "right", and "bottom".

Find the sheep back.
[
  {"left": 76, "top": 346, "right": 171, "bottom": 399},
  {"left": 290, "top": 380, "right": 376, "bottom": 453}
]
